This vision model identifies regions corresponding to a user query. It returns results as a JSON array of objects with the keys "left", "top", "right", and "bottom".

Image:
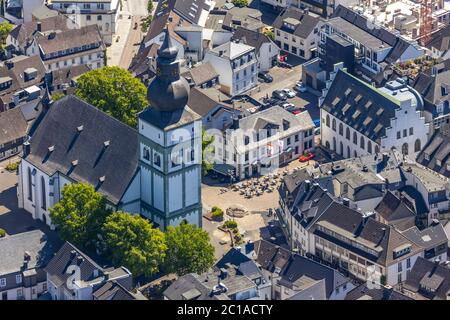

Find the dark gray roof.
[
  {"left": 374, "top": 191, "right": 416, "bottom": 223},
  {"left": 50, "top": 65, "right": 90, "bottom": 87},
  {"left": 216, "top": 247, "right": 263, "bottom": 280},
  {"left": 45, "top": 242, "right": 104, "bottom": 289},
  {"left": 279, "top": 253, "right": 349, "bottom": 298},
  {"left": 416, "top": 124, "right": 450, "bottom": 178},
  {"left": 186, "top": 62, "right": 218, "bottom": 86},
  {"left": 186, "top": 87, "right": 222, "bottom": 117},
  {"left": 231, "top": 27, "right": 274, "bottom": 53},
  {"left": 333, "top": 5, "right": 414, "bottom": 63},
  {"left": 93, "top": 281, "right": 138, "bottom": 300},
  {"left": 345, "top": 283, "right": 412, "bottom": 300},
  {"left": 403, "top": 257, "right": 450, "bottom": 300},
  {"left": 253, "top": 239, "right": 291, "bottom": 273},
  {"left": 0, "top": 106, "right": 28, "bottom": 145},
  {"left": 426, "top": 24, "right": 450, "bottom": 53},
  {"left": 24, "top": 95, "right": 139, "bottom": 205},
  {"left": 174, "top": 0, "right": 209, "bottom": 25},
  {"left": 0, "top": 230, "right": 54, "bottom": 275},
  {"left": 402, "top": 222, "right": 448, "bottom": 250},
  {"left": 164, "top": 273, "right": 228, "bottom": 300},
  {"left": 321, "top": 69, "right": 400, "bottom": 143},
  {"left": 273, "top": 7, "right": 321, "bottom": 39}
]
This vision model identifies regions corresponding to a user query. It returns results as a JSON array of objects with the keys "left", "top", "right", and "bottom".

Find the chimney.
[
  {"left": 77, "top": 125, "right": 84, "bottom": 133},
  {"left": 342, "top": 198, "right": 350, "bottom": 207},
  {"left": 36, "top": 21, "right": 42, "bottom": 32},
  {"left": 76, "top": 256, "right": 84, "bottom": 265},
  {"left": 23, "top": 141, "right": 30, "bottom": 157},
  {"left": 304, "top": 179, "right": 311, "bottom": 192}
]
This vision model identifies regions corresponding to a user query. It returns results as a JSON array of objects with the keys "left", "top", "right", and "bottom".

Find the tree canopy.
[
  {"left": 102, "top": 211, "right": 167, "bottom": 277},
  {"left": 49, "top": 183, "right": 109, "bottom": 251},
  {"left": 202, "top": 129, "right": 215, "bottom": 176},
  {"left": 232, "top": 0, "right": 248, "bottom": 7},
  {"left": 164, "top": 222, "right": 215, "bottom": 276},
  {"left": 0, "top": 21, "right": 13, "bottom": 48},
  {"left": 75, "top": 66, "right": 147, "bottom": 127}
]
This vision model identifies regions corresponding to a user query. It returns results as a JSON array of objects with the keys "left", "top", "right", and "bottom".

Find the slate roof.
[
  {"left": 185, "top": 62, "right": 218, "bottom": 86},
  {"left": 321, "top": 69, "right": 400, "bottom": 143},
  {"left": 273, "top": 7, "right": 321, "bottom": 39},
  {"left": 93, "top": 281, "right": 140, "bottom": 300},
  {"left": 312, "top": 202, "right": 423, "bottom": 266},
  {"left": 50, "top": 65, "right": 90, "bottom": 87},
  {"left": 36, "top": 24, "right": 104, "bottom": 56},
  {"left": 32, "top": 4, "right": 59, "bottom": 20},
  {"left": 403, "top": 257, "right": 450, "bottom": 300},
  {"left": 374, "top": 191, "right": 416, "bottom": 223},
  {"left": 45, "top": 242, "right": 104, "bottom": 289},
  {"left": 345, "top": 283, "right": 412, "bottom": 300},
  {"left": 413, "top": 59, "right": 450, "bottom": 112},
  {"left": 425, "top": 24, "right": 450, "bottom": 53},
  {"left": 416, "top": 124, "right": 450, "bottom": 178},
  {"left": 164, "top": 273, "right": 229, "bottom": 300},
  {"left": 253, "top": 239, "right": 291, "bottom": 273},
  {"left": 279, "top": 253, "right": 349, "bottom": 298},
  {"left": 0, "top": 230, "right": 54, "bottom": 275},
  {"left": 402, "top": 222, "right": 448, "bottom": 251},
  {"left": 215, "top": 248, "right": 264, "bottom": 281},
  {"left": 143, "top": 10, "right": 191, "bottom": 44},
  {"left": 187, "top": 87, "right": 223, "bottom": 117},
  {"left": 231, "top": 27, "right": 275, "bottom": 53},
  {"left": 333, "top": 5, "right": 416, "bottom": 63},
  {"left": 0, "top": 106, "right": 28, "bottom": 145},
  {"left": 24, "top": 95, "right": 139, "bottom": 205},
  {"left": 9, "top": 15, "right": 73, "bottom": 48}
]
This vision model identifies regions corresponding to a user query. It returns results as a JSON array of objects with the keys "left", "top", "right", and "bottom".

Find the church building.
[{"left": 17, "top": 27, "right": 202, "bottom": 230}]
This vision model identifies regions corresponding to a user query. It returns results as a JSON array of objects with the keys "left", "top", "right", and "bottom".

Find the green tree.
[
  {"left": 49, "top": 183, "right": 109, "bottom": 250},
  {"left": 264, "top": 30, "right": 275, "bottom": 41},
  {"left": 102, "top": 211, "right": 166, "bottom": 277},
  {"left": 164, "top": 222, "right": 215, "bottom": 276},
  {"left": 202, "top": 129, "right": 214, "bottom": 176},
  {"left": 147, "top": 0, "right": 154, "bottom": 14},
  {"left": 75, "top": 66, "right": 147, "bottom": 127},
  {"left": 232, "top": 0, "right": 248, "bottom": 7},
  {"left": 0, "top": 21, "right": 13, "bottom": 48},
  {"left": 52, "top": 91, "right": 65, "bottom": 101}
]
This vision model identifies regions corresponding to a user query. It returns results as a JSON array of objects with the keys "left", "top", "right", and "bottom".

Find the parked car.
[
  {"left": 258, "top": 72, "right": 273, "bottom": 83},
  {"left": 272, "top": 90, "right": 287, "bottom": 101},
  {"left": 282, "top": 88, "right": 296, "bottom": 98},
  {"left": 263, "top": 97, "right": 281, "bottom": 106},
  {"left": 281, "top": 102, "right": 294, "bottom": 108},
  {"left": 299, "top": 152, "right": 315, "bottom": 162},
  {"left": 295, "top": 81, "right": 307, "bottom": 92},
  {"left": 279, "top": 61, "right": 293, "bottom": 68}
]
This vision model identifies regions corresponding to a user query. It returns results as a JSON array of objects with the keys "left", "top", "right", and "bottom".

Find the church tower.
[{"left": 138, "top": 27, "right": 203, "bottom": 230}]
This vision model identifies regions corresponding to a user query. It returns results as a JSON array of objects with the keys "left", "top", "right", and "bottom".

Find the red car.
[{"left": 299, "top": 152, "right": 315, "bottom": 162}]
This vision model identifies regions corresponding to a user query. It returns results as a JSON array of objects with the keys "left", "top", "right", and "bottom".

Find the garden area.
[{"left": 393, "top": 56, "right": 438, "bottom": 79}]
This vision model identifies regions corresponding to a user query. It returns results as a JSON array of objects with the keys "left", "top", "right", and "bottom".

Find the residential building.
[
  {"left": 413, "top": 59, "right": 450, "bottom": 131},
  {"left": 273, "top": 7, "right": 322, "bottom": 60},
  {"left": 3, "top": 0, "right": 45, "bottom": 24},
  {"left": 45, "top": 242, "right": 140, "bottom": 300},
  {"left": 252, "top": 240, "right": 354, "bottom": 300},
  {"left": 218, "top": 106, "right": 315, "bottom": 180},
  {"left": 183, "top": 62, "right": 219, "bottom": 89},
  {"left": 426, "top": 24, "right": 450, "bottom": 60},
  {"left": 204, "top": 41, "right": 258, "bottom": 96},
  {"left": 231, "top": 27, "right": 279, "bottom": 72},
  {"left": 319, "top": 5, "right": 424, "bottom": 84},
  {"left": 345, "top": 283, "right": 412, "bottom": 300},
  {"left": 47, "top": 64, "right": 91, "bottom": 93},
  {"left": 7, "top": 15, "right": 75, "bottom": 56},
  {"left": 402, "top": 257, "right": 450, "bottom": 300},
  {"left": 34, "top": 24, "right": 106, "bottom": 71},
  {"left": 416, "top": 124, "right": 450, "bottom": 178},
  {"left": 374, "top": 191, "right": 416, "bottom": 231},
  {"left": 49, "top": 0, "right": 120, "bottom": 45},
  {"left": 17, "top": 27, "right": 203, "bottom": 231},
  {"left": 0, "top": 107, "right": 28, "bottom": 161},
  {"left": 164, "top": 247, "right": 269, "bottom": 300},
  {"left": 0, "top": 230, "right": 54, "bottom": 300},
  {"left": 320, "top": 68, "right": 429, "bottom": 159},
  {"left": 0, "top": 55, "right": 46, "bottom": 117}
]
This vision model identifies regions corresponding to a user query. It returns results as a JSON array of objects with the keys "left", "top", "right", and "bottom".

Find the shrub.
[
  {"left": 211, "top": 207, "right": 224, "bottom": 220},
  {"left": 0, "top": 228, "right": 5, "bottom": 238},
  {"left": 232, "top": 0, "right": 248, "bottom": 7},
  {"left": 5, "top": 161, "right": 19, "bottom": 172},
  {"left": 223, "top": 219, "right": 237, "bottom": 229}
]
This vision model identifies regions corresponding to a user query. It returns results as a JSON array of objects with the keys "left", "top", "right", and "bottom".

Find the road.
[{"left": 107, "top": 0, "right": 153, "bottom": 68}]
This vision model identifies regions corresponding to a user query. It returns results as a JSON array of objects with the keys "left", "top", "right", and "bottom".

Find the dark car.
[
  {"left": 258, "top": 72, "right": 273, "bottom": 83},
  {"left": 279, "top": 62, "right": 293, "bottom": 69},
  {"left": 263, "top": 97, "right": 280, "bottom": 106},
  {"left": 272, "top": 90, "right": 287, "bottom": 101}
]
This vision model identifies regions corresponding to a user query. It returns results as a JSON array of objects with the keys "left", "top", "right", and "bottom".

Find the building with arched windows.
[{"left": 320, "top": 68, "right": 429, "bottom": 159}]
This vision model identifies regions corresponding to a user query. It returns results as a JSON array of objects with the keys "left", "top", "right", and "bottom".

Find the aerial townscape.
[{"left": 0, "top": 0, "right": 450, "bottom": 304}]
